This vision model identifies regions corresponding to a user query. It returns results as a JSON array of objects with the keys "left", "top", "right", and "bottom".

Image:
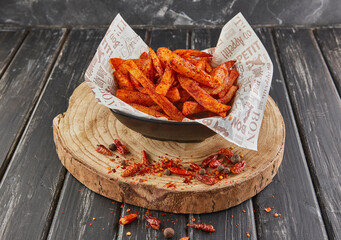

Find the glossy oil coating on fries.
[{"left": 109, "top": 47, "right": 239, "bottom": 122}]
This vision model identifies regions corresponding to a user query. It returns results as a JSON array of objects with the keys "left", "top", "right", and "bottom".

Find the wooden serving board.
[{"left": 53, "top": 82, "right": 285, "bottom": 214}]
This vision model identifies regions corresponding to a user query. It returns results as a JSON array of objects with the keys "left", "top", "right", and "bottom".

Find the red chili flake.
[
  {"left": 119, "top": 213, "right": 138, "bottom": 225},
  {"left": 183, "top": 175, "right": 193, "bottom": 184},
  {"left": 246, "top": 232, "right": 250, "bottom": 238},
  {"left": 62, "top": 211, "right": 64, "bottom": 214},
  {"left": 141, "top": 150, "right": 149, "bottom": 165},
  {"left": 165, "top": 182, "right": 176, "bottom": 189},
  {"left": 217, "top": 148, "right": 234, "bottom": 158},
  {"left": 264, "top": 208, "right": 271, "bottom": 213},
  {"left": 161, "top": 213, "right": 167, "bottom": 216},
  {"left": 121, "top": 164, "right": 140, "bottom": 177},
  {"left": 208, "top": 158, "right": 224, "bottom": 168},
  {"left": 189, "top": 162, "right": 201, "bottom": 170},
  {"left": 169, "top": 167, "right": 191, "bottom": 176},
  {"left": 145, "top": 224, "right": 149, "bottom": 227},
  {"left": 120, "top": 204, "right": 124, "bottom": 208},
  {"left": 144, "top": 215, "right": 161, "bottom": 230},
  {"left": 95, "top": 144, "right": 113, "bottom": 156},
  {"left": 187, "top": 223, "right": 215, "bottom": 233},
  {"left": 194, "top": 174, "right": 218, "bottom": 185},
  {"left": 110, "top": 211, "right": 114, "bottom": 214},
  {"left": 114, "top": 139, "right": 129, "bottom": 155},
  {"left": 179, "top": 237, "right": 189, "bottom": 240},
  {"left": 242, "top": 210, "right": 246, "bottom": 213},
  {"left": 230, "top": 160, "right": 246, "bottom": 174},
  {"left": 201, "top": 154, "right": 218, "bottom": 168}
]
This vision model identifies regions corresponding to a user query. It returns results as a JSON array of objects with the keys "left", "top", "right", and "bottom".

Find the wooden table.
[{"left": 0, "top": 26, "right": 340, "bottom": 240}]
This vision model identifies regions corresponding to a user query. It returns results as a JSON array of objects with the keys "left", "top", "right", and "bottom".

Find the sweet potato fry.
[
  {"left": 141, "top": 59, "right": 155, "bottom": 81},
  {"left": 149, "top": 48, "right": 164, "bottom": 77},
  {"left": 218, "top": 69, "right": 239, "bottom": 98},
  {"left": 123, "top": 60, "right": 185, "bottom": 121},
  {"left": 149, "top": 105, "right": 163, "bottom": 112},
  {"left": 182, "top": 101, "right": 229, "bottom": 117},
  {"left": 109, "top": 58, "right": 128, "bottom": 75},
  {"left": 140, "top": 51, "right": 149, "bottom": 59},
  {"left": 157, "top": 47, "right": 172, "bottom": 66},
  {"left": 178, "top": 75, "right": 230, "bottom": 113},
  {"left": 173, "top": 49, "right": 212, "bottom": 58},
  {"left": 155, "top": 66, "right": 175, "bottom": 96},
  {"left": 169, "top": 52, "right": 219, "bottom": 88},
  {"left": 113, "top": 70, "right": 135, "bottom": 90},
  {"left": 219, "top": 85, "right": 238, "bottom": 104},
  {"left": 116, "top": 89, "right": 155, "bottom": 106},
  {"left": 166, "top": 86, "right": 181, "bottom": 102},
  {"left": 129, "top": 103, "right": 169, "bottom": 119},
  {"left": 225, "top": 60, "right": 236, "bottom": 69}
]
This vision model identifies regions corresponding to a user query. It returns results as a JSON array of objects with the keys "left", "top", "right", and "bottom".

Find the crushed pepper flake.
[{"left": 264, "top": 207, "right": 271, "bottom": 212}]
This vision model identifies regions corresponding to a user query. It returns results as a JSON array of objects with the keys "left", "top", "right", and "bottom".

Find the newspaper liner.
[{"left": 85, "top": 13, "right": 273, "bottom": 150}]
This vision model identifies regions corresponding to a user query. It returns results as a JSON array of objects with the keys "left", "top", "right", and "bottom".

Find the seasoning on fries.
[{"left": 109, "top": 47, "right": 239, "bottom": 121}]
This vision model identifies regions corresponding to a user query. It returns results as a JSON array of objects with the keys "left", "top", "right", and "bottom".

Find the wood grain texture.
[
  {"left": 252, "top": 28, "right": 328, "bottom": 240},
  {"left": 53, "top": 82, "right": 285, "bottom": 213},
  {"left": 0, "top": 29, "right": 102, "bottom": 240},
  {"left": 315, "top": 27, "right": 341, "bottom": 94},
  {"left": 48, "top": 28, "right": 147, "bottom": 240},
  {"left": 150, "top": 29, "right": 188, "bottom": 50},
  {"left": 274, "top": 28, "right": 341, "bottom": 240},
  {"left": 0, "top": 29, "right": 26, "bottom": 76},
  {"left": 0, "top": 29, "right": 65, "bottom": 176},
  {"left": 191, "top": 28, "right": 256, "bottom": 240}
]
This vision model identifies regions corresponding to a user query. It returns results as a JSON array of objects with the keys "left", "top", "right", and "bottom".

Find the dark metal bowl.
[{"left": 111, "top": 109, "right": 216, "bottom": 142}]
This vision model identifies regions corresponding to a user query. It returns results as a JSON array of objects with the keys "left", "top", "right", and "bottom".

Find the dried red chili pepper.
[
  {"left": 194, "top": 174, "right": 218, "bottom": 185},
  {"left": 201, "top": 154, "right": 218, "bottom": 168},
  {"left": 208, "top": 158, "right": 223, "bottom": 168},
  {"left": 95, "top": 144, "right": 113, "bottom": 156},
  {"left": 119, "top": 213, "right": 138, "bottom": 225},
  {"left": 230, "top": 160, "right": 246, "bottom": 174},
  {"left": 114, "top": 139, "right": 129, "bottom": 155},
  {"left": 144, "top": 215, "right": 161, "bottom": 229},
  {"left": 217, "top": 148, "right": 234, "bottom": 158},
  {"left": 141, "top": 150, "right": 149, "bottom": 165},
  {"left": 121, "top": 163, "right": 140, "bottom": 177},
  {"left": 189, "top": 162, "right": 201, "bottom": 171},
  {"left": 187, "top": 223, "right": 215, "bottom": 233},
  {"left": 169, "top": 167, "right": 192, "bottom": 176}
]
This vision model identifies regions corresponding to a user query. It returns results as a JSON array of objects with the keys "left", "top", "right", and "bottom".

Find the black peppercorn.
[
  {"left": 165, "top": 169, "right": 171, "bottom": 176},
  {"left": 223, "top": 167, "right": 231, "bottom": 174},
  {"left": 121, "top": 159, "right": 126, "bottom": 166},
  {"left": 109, "top": 143, "right": 116, "bottom": 151},
  {"left": 163, "top": 227, "right": 174, "bottom": 238},
  {"left": 230, "top": 154, "right": 241, "bottom": 164},
  {"left": 199, "top": 168, "right": 206, "bottom": 175},
  {"left": 217, "top": 165, "right": 224, "bottom": 172}
]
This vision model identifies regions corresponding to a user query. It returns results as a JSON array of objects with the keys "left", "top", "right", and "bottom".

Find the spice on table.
[
  {"left": 192, "top": 218, "right": 196, "bottom": 222},
  {"left": 109, "top": 143, "right": 116, "bottom": 151},
  {"left": 217, "top": 164, "right": 224, "bottom": 172},
  {"left": 119, "top": 213, "right": 138, "bottom": 225},
  {"left": 219, "top": 175, "right": 223, "bottom": 180},
  {"left": 246, "top": 232, "right": 250, "bottom": 237},
  {"left": 264, "top": 207, "right": 271, "bottom": 213},
  {"left": 208, "top": 158, "right": 224, "bottom": 168},
  {"left": 114, "top": 139, "right": 129, "bottom": 155},
  {"left": 169, "top": 167, "right": 191, "bottom": 176},
  {"left": 230, "top": 160, "right": 246, "bottom": 174},
  {"left": 121, "top": 159, "right": 127, "bottom": 166},
  {"left": 164, "top": 169, "right": 171, "bottom": 175},
  {"left": 95, "top": 144, "right": 113, "bottom": 156},
  {"left": 141, "top": 150, "right": 149, "bottom": 165},
  {"left": 144, "top": 215, "right": 161, "bottom": 230},
  {"left": 201, "top": 154, "right": 218, "bottom": 168},
  {"left": 126, "top": 232, "right": 131, "bottom": 236},
  {"left": 195, "top": 174, "right": 218, "bottom": 185},
  {"left": 240, "top": 154, "right": 244, "bottom": 158},
  {"left": 274, "top": 213, "right": 279, "bottom": 217},
  {"left": 230, "top": 154, "right": 241, "bottom": 163},
  {"left": 121, "top": 164, "right": 140, "bottom": 177},
  {"left": 163, "top": 227, "right": 175, "bottom": 238},
  {"left": 179, "top": 237, "right": 189, "bottom": 240},
  {"left": 217, "top": 148, "right": 234, "bottom": 158},
  {"left": 223, "top": 167, "right": 230, "bottom": 174},
  {"left": 189, "top": 162, "right": 201, "bottom": 171},
  {"left": 198, "top": 168, "right": 206, "bottom": 175},
  {"left": 127, "top": 208, "right": 131, "bottom": 212},
  {"left": 187, "top": 223, "right": 215, "bottom": 233},
  {"left": 158, "top": 173, "right": 162, "bottom": 177},
  {"left": 92, "top": 217, "right": 96, "bottom": 221}
]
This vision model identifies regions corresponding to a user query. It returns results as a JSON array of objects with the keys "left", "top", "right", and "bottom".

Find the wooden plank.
[
  {"left": 190, "top": 28, "right": 257, "bottom": 240},
  {"left": 150, "top": 29, "right": 188, "bottom": 50},
  {"left": 314, "top": 28, "right": 341, "bottom": 94},
  {"left": 47, "top": 173, "right": 122, "bottom": 240},
  {"left": 274, "top": 28, "right": 341, "bottom": 240},
  {"left": 115, "top": 29, "right": 190, "bottom": 240},
  {"left": 48, "top": 28, "right": 148, "bottom": 240},
  {"left": 0, "top": 28, "right": 103, "bottom": 240},
  {"left": 0, "top": 29, "right": 65, "bottom": 177},
  {"left": 0, "top": 29, "right": 26, "bottom": 76},
  {"left": 252, "top": 28, "right": 328, "bottom": 240}
]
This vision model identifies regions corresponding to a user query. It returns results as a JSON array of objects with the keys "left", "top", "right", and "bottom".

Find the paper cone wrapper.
[{"left": 84, "top": 13, "right": 273, "bottom": 150}]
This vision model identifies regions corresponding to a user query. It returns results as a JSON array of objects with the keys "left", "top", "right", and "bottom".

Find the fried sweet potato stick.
[
  {"left": 173, "top": 49, "right": 212, "bottom": 58},
  {"left": 178, "top": 75, "right": 230, "bottom": 113},
  {"left": 140, "top": 51, "right": 149, "bottom": 59},
  {"left": 113, "top": 70, "right": 135, "bottom": 90},
  {"left": 182, "top": 101, "right": 229, "bottom": 118},
  {"left": 157, "top": 47, "right": 219, "bottom": 88},
  {"left": 155, "top": 66, "right": 175, "bottom": 95},
  {"left": 129, "top": 103, "right": 169, "bottom": 119},
  {"left": 124, "top": 60, "right": 185, "bottom": 121},
  {"left": 116, "top": 89, "right": 155, "bottom": 106},
  {"left": 149, "top": 48, "right": 164, "bottom": 77},
  {"left": 165, "top": 86, "right": 181, "bottom": 102},
  {"left": 109, "top": 58, "right": 128, "bottom": 75},
  {"left": 218, "top": 85, "right": 238, "bottom": 104}
]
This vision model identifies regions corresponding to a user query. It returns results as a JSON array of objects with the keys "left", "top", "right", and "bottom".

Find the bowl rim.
[{"left": 110, "top": 109, "right": 203, "bottom": 126}]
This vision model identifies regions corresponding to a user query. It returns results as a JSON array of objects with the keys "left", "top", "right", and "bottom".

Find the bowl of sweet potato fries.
[{"left": 109, "top": 47, "right": 239, "bottom": 142}]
